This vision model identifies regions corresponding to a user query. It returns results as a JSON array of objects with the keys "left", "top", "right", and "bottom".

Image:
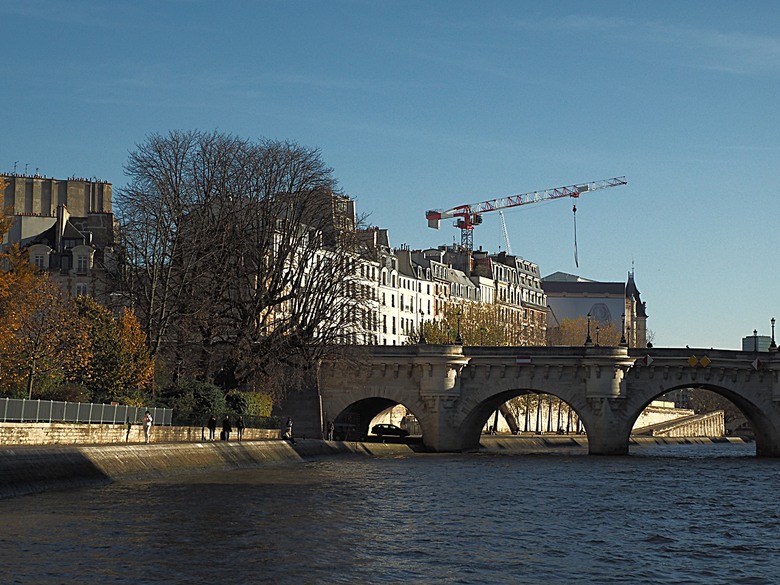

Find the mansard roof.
[{"left": 541, "top": 272, "right": 625, "bottom": 296}]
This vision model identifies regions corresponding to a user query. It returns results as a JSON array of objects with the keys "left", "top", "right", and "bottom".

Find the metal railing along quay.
[{"left": 0, "top": 398, "right": 172, "bottom": 426}]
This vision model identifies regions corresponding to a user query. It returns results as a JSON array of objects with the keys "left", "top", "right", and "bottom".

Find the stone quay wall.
[
  {"left": 0, "top": 439, "right": 416, "bottom": 500},
  {"left": 0, "top": 422, "right": 280, "bottom": 446}
]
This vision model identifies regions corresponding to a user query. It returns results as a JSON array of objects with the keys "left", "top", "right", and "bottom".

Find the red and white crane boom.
[{"left": 425, "top": 176, "right": 627, "bottom": 251}]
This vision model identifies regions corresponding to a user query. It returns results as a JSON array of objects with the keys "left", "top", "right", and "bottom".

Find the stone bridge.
[{"left": 319, "top": 345, "right": 780, "bottom": 455}]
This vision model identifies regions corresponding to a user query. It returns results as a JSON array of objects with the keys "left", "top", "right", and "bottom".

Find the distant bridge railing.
[{"left": 0, "top": 398, "right": 173, "bottom": 426}]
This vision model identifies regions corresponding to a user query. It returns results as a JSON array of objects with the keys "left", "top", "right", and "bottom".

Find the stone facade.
[{"left": 1, "top": 174, "right": 118, "bottom": 301}]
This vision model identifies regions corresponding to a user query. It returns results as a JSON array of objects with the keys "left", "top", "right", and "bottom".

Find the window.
[
  {"left": 75, "top": 283, "right": 88, "bottom": 296},
  {"left": 33, "top": 255, "right": 45, "bottom": 269}
]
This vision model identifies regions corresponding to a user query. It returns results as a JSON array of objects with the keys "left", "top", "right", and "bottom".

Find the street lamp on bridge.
[
  {"left": 619, "top": 313, "right": 627, "bottom": 347},
  {"left": 585, "top": 312, "right": 593, "bottom": 347},
  {"left": 771, "top": 318, "right": 777, "bottom": 351}
]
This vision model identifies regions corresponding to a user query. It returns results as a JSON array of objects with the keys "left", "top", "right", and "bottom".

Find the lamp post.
[
  {"left": 455, "top": 309, "right": 463, "bottom": 345},
  {"left": 585, "top": 312, "right": 593, "bottom": 346},
  {"left": 619, "top": 313, "right": 627, "bottom": 347},
  {"left": 418, "top": 309, "right": 426, "bottom": 344},
  {"left": 771, "top": 318, "right": 777, "bottom": 351},
  {"left": 754, "top": 329, "right": 758, "bottom": 353},
  {"left": 595, "top": 325, "right": 600, "bottom": 347}
]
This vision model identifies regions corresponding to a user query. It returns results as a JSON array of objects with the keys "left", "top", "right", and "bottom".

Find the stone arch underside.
[
  {"left": 624, "top": 382, "right": 778, "bottom": 455},
  {"left": 456, "top": 384, "right": 588, "bottom": 452},
  {"left": 328, "top": 396, "right": 426, "bottom": 441}
]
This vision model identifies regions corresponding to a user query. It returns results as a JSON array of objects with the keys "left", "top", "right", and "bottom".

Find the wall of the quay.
[
  {"left": 0, "top": 422, "right": 280, "bottom": 446},
  {"left": 634, "top": 411, "right": 725, "bottom": 438},
  {"left": 478, "top": 434, "right": 747, "bottom": 453},
  {"left": 0, "top": 439, "right": 416, "bottom": 500}
]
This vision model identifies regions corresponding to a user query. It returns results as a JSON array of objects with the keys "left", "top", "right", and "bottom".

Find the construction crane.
[{"left": 425, "top": 176, "right": 627, "bottom": 252}]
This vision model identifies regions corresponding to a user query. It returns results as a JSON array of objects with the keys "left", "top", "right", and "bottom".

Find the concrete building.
[
  {"left": 1, "top": 174, "right": 117, "bottom": 300},
  {"left": 741, "top": 334, "right": 772, "bottom": 352},
  {"left": 543, "top": 270, "right": 648, "bottom": 348}
]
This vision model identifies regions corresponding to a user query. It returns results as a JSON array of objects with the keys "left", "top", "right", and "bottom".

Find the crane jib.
[{"left": 427, "top": 176, "right": 626, "bottom": 222}]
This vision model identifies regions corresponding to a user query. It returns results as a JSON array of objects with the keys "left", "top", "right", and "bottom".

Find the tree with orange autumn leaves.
[
  {"left": 0, "top": 251, "right": 90, "bottom": 398},
  {"left": 0, "top": 190, "right": 153, "bottom": 401},
  {"left": 71, "top": 296, "right": 154, "bottom": 405}
]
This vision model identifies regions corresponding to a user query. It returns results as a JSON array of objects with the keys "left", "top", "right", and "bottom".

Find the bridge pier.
[
  {"left": 580, "top": 350, "right": 634, "bottom": 455},
  {"left": 415, "top": 346, "right": 470, "bottom": 453},
  {"left": 581, "top": 397, "right": 631, "bottom": 455}
]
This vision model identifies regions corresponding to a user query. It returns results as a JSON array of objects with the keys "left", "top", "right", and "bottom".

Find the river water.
[{"left": 2, "top": 442, "right": 779, "bottom": 585}]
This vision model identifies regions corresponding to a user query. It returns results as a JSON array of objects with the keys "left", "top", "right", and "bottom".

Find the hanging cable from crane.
[{"left": 572, "top": 204, "right": 579, "bottom": 267}]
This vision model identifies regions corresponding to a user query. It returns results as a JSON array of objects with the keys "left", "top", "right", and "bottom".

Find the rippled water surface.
[{"left": 2, "top": 442, "right": 779, "bottom": 584}]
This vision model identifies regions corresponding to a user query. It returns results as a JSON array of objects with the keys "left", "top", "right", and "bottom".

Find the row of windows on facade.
[
  {"left": 382, "top": 268, "right": 544, "bottom": 304},
  {"left": 379, "top": 286, "right": 545, "bottom": 311},
  {"left": 33, "top": 253, "right": 91, "bottom": 273}
]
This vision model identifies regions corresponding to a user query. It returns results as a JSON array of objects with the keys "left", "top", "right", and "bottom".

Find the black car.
[{"left": 371, "top": 423, "right": 410, "bottom": 438}]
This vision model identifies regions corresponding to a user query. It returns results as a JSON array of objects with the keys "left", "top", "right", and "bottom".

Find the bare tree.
[{"left": 116, "top": 130, "right": 369, "bottom": 396}]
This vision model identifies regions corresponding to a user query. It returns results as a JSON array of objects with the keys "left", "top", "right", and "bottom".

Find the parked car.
[{"left": 371, "top": 423, "right": 410, "bottom": 438}]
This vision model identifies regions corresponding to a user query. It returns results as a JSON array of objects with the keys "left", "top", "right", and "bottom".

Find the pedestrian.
[
  {"left": 222, "top": 415, "right": 232, "bottom": 441},
  {"left": 327, "top": 420, "right": 334, "bottom": 441},
  {"left": 284, "top": 417, "right": 296, "bottom": 445},
  {"left": 236, "top": 416, "right": 245, "bottom": 441},
  {"left": 207, "top": 415, "right": 217, "bottom": 441},
  {"left": 142, "top": 410, "right": 153, "bottom": 444}
]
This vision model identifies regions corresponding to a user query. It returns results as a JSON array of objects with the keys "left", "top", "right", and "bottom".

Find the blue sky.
[{"left": 2, "top": 0, "right": 779, "bottom": 349}]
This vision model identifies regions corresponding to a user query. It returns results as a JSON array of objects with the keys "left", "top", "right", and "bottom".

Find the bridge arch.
[
  {"left": 458, "top": 387, "right": 586, "bottom": 451},
  {"left": 623, "top": 382, "right": 772, "bottom": 453},
  {"left": 330, "top": 397, "right": 399, "bottom": 440}
]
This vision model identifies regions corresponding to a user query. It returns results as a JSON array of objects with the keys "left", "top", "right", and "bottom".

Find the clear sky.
[{"left": 3, "top": 0, "right": 779, "bottom": 350}]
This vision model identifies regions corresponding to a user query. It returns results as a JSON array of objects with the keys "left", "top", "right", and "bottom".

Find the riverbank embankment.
[
  {"left": 0, "top": 434, "right": 751, "bottom": 500},
  {"left": 0, "top": 439, "right": 416, "bottom": 500}
]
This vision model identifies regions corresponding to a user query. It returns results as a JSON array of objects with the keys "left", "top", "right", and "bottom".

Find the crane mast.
[{"left": 425, "top": 176, "right": 627, "bottom": 251}]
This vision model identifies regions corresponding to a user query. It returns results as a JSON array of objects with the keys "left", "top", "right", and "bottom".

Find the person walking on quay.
[
  {"left": 236, "top": 416, "right": 245, "bottom": 441},
  {"left": 284, "top": 417, "right": 296, "bottom": 445},
  {"left": 142, "top": 410, "right": 153, "bottom": 444},
  {"left": 327, "top": 420, "right": 334, "bottom": 441},
  {"left": 222, "top": 415, "right": 232, "bottom": 441},
  {"left": 207, "top": 415, "right": 217, "bottom": 441}
]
